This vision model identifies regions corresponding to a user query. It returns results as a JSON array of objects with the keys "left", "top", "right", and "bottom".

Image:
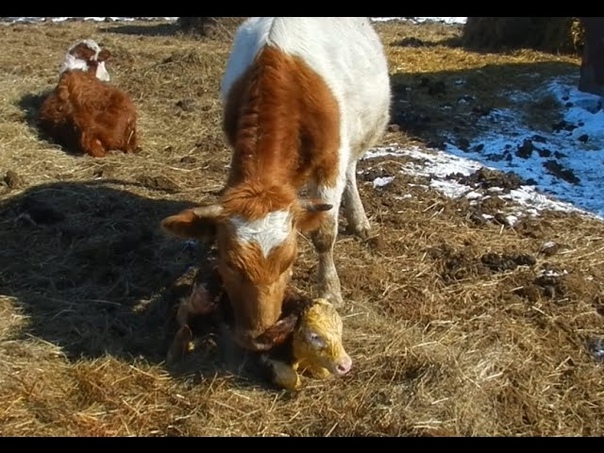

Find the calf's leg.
[{"left": 79, "top": 131, "right": 106, "bottom": 158}]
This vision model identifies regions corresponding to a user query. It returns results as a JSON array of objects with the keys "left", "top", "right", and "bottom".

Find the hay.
[
  {"left": 177, "top": 17, "right": 247, "bottom": 41},
  {"left": 0, "top": 18, "right": 602, "bottom": 437},
  {"left": 461, "top": 17, "right": 584, "bottom": 54}
]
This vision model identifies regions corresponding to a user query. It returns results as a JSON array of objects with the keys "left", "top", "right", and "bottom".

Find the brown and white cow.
[
  {"left": 37, "top": 39, "right": 139, "bottom": 158},
  {"left": 161, "top": 18, "right": 391, "bottom": 351}
]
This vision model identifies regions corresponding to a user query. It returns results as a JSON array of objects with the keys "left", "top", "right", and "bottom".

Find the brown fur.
[
  {"left": 162, "top": 45, "right": 342, "bottom": 349},
  {"left": 220, "top": 180, "right": 297, "bottom": 221},
  {"left": 166, "top": 264, "right": 308, "bottom": 364},
  {"left": 160, "top": 208, "right": 219, "bottom": 241},
  {"left": 214, "top": 231, "right": 295, "bottom": 336},
  {"left": 223, "top": 46, "right": 340, "bottom": 190},
  {"left": 37, "top": 48, "right": 138, "bottom": 158}
]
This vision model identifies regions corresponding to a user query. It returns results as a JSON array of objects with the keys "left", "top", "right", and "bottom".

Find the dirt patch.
[
  {"left": 426, "top": 243, "right": 537, "bottom": 283},
  {"left": 177, "top": 17, "right": 247, "bottom": 40},
  {"left": 543, "top": 160, "right": 581, "bottom": 184},
  {"left": 452, "top": 167, "right": 527, "bottom": 191},
  {"left": 3, "top": 170, "right": 24, "bottom": 189},
  {"left": 513, "top": 267, "right": 600, "bottom": 304},
  {"left": 136, "top": 174, "right": 181, "bottom": 193}
]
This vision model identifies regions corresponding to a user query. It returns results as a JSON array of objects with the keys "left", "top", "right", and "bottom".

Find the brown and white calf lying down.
[
  {"left": 167, "top": 267, "right": 352, "bottom": 391},
  {"left": 37, "top": 39, "right": 139, "bottom": 158}
]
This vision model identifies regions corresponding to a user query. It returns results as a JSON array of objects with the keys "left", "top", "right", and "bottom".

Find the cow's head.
[
  {"left": 60, "top": 39, "right": 111, "bottom": 82},
  {"left": 161, "top": 190, "right": 331, "bottom": 351}
]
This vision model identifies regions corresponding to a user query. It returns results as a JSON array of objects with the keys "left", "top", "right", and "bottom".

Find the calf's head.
[
  {"left": 161, "top": 196, "right": 331, "bottom": 351},
  {"left": 60, "top": 39, "right": 111, "bottom": 82},
  {"left": 293, "top": 298, "right": 352, "bottom": 376}
]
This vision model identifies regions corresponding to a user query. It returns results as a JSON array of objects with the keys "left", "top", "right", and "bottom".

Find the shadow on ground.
[
  {"left": 0, "top": 179, "right": 282, "bottom": 389},
  {"left": 0, "top": 180, "right": 200, "bottom": 363},
  {"left": 15, "top": 90, "right": 85, "bottom": 158},
  {"left": 18, "top": 91, "right": 49, "bottom": 131},
  {"left": 98, "top": 23, "right": 181, "bottom": 37}
]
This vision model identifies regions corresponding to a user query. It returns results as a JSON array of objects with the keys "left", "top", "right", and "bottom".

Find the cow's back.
[
  {"left": 219, "top": 17, "right": 274, "bottom": 101},
  {"left": 220, "top": 17, "right": 391, "bottom": 158}
]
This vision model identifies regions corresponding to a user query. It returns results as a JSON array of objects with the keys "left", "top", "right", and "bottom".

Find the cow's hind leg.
[{"left": 343, "top": 160, "right": 371, "bottom": 239}]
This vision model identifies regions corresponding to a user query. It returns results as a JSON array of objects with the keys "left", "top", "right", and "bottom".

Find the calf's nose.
[{"left": 335, "top": 354, "right": 352, "bottom": 376}]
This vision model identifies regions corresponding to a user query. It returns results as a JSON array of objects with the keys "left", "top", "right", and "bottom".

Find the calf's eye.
[{"left": 306, "top": 331, "right": 325, "bottom": 349}]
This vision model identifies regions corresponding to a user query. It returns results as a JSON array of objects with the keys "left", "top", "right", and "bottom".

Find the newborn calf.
[
  {"left": 259, "top": 297, "right": 353, "bottom": 391},
  {"left": 166, "top": 268, "right": 223, "bottom": 364},
  {"left": 167, "top": 269, "right": 352, "bottom": 391}
]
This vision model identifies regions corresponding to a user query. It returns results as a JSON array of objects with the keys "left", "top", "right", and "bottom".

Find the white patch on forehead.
[
  {"left": 231, "top": 210, "right": 291, "bottom": 257},
  {"left": 60, "top": 53, "right": 89, "bottom": 74}
]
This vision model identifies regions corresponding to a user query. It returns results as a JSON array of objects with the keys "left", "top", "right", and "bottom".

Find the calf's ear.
[
  {"left": 98, "top": 49, "right": 111, "bottom": 62},
  {"left": 293, "top": 199, "right": 332, "bottom": 233},
  {"left": 160, "top": 205, "right": 223, "bottom": 242}
]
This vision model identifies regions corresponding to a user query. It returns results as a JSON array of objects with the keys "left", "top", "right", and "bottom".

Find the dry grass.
[
  {"left": 461, "top": 17, "right": 584, "bottom": 55},
  {"left": 0, "top": 19, "right": 603, "bottom": 437},
  {"left": 176, "top": 17, "right": 247, "bottom": 40}
]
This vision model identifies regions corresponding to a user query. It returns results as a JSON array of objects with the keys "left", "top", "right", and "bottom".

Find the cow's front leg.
[
  {"left": 166, "top": 324, "right": 193, "bottom": 364},
  {"left": 80, "top": 131, "right": 106, "bottom": 158},
  {"left": 310, "top": 182, "right": 344, "bottom": 306}
]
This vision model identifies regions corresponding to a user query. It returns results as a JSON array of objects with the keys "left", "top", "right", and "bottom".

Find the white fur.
[
  {"left": 231, "top": 210, "right": 291, "bottom": 258},
  {"left": 95, "top": 61, "right": 110, "bottom": 82},
  {"left": 59, "top": 39, "right": 111, "bottom": 82},
  {"left": 220, "top": 17, "right": 391, "bottom": 163},
  {"left": 74, "top": 39, "right": 102, "bottom": 54},
  {"left": 60, "top": 53, "right": 89, "bottom": 73}
]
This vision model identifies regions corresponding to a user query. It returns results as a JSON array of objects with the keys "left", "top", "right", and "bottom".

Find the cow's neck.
[{"left": 229, "top": 46, "right": 304, "bottom": 191}]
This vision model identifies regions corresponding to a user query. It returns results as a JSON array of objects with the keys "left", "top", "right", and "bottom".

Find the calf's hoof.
[{"left": 166, "top": 324, "right": 194, "bottom": 364}]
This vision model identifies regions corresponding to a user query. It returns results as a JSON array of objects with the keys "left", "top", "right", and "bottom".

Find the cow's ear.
[
  {"left": 254, "top": 313, "right": 299, "bottom": 348},
  {"left": 98, "top": 49, "right": 111, "bottom": 62},
  {"left": 293, "top": 199, "right": 332, "bottom": 233},
  {"left": 160, "top": 205, "right": 223, "bottom": 242}
]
